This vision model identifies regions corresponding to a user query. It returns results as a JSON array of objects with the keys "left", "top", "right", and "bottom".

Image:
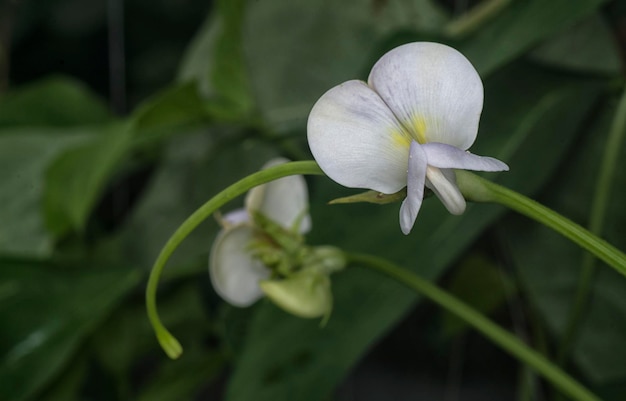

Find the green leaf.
[
  {"left": 0, "top": 128, "right": 96, "bottom": 257},
  {"left": 242, "top": 0, "right": 448, "bottom": 132},
  {"left": 440, "top": 253, "right": 515, "bottom": 339},
  {"left": 135, "top": 346, "right": 223, "bottom": 401},
  {"left": 0, "top": 259, "right": 140, "bottom": 401},
  {"left": 92, "top": 283, "right": 217, "bottom": 398},
  {"left": 43, "top": 122, "right": 133, "bottom": 236},
  {"left": 37, "top": 357, "right": 88, "bottom": 401},
  {"left": 530, "top": 14, "right": 622, "bottom": 76},
  {"left": 504, "top": 99, "right": 626, "bottom": 384},
  {"left": 0, "top": 76, "right": 110, "bottom": 128},
  {"left": 178, "top": 0, "right": 254, "bottom": 120},
  {"left": 131, "top": 83, "right": 211, "bottom": 144},
  {"left": 224, "top": 63, "right": 603, "bottom": 401},
  {"left": 457, "top": 0, "right": 609, "bottom": 75}
]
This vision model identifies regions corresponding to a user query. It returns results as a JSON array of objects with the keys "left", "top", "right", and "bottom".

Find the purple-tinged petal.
[
  {"left": 399, "top": 141, "right": 428, "bottom": 235},
  {"left": 422, "top": 142, "right": 509, "bottom": 172},
  {"left": 222, "top": 209, "right": 249, "bottom": 227}
]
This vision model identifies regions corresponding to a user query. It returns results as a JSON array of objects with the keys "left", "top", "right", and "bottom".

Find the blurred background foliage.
[{"left": 1, "top": 0, "right": 626, "bottom": 400}]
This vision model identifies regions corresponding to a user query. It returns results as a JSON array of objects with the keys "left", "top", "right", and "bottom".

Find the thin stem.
[
  {"left": 456, "top": 171, "right": 626, "bottom": 276},
  {"left": 558, "top": 88, "right": 626, "bottom": 365},
  {"left": 146, "top": 161, "right": 324, "bottom": 358},
  {"left": 444, "top": 0, "right": 511, "bottom": 38},
  {"left": 349, "top": 252, "right": 601, "bottom": 401}
]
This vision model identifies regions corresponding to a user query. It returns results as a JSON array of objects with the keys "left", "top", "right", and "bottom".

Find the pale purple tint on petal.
[
  {"left": 399, "top": 141, "right": 428, "bottom": 235},
  {"left": 222, "top": 209, "right": 249, "bottom": 227},
  {"left": 422, "top": 142, "right": 509, "bottom": 172}
]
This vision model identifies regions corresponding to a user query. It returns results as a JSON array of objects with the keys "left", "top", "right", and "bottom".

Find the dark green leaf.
[
  {"left": 458, "top": 0, "right": 609, "bottom": 75},
  {"left": 530, "top": 14, "right": 621, "bottom": 76},
  {"left": 441, "top": 254, "right": 515, "bottom": 339},
  {"left": 92, "top": 283, "right": 216, "bottom": 398},
  {"left": 0, "top": 76, "right": 110, "bottom": 128},
  {"left": 37, "top": 357, "right": 88, "bottom": 401},
  {"left": 0, "top": 259, "right": 140, "bottom": 401},
  {"left": 43, "top": 122, "right": 133, "bottom": 236},
  {"left": 135, "top": 345, "right": 223, "bottom": 401},
  {"left": 131, "top": 83, "right": 211, "bottom": 144},
  {"left": 178, "top": 0, "right": 254, "bottom": 121},
  {"left": 0, "top": 128, "right": 96, "bottom": 256}
]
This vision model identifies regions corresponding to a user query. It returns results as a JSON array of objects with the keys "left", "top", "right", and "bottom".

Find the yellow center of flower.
[
  {"left": 410, "top": 116, "right": 428, "bottom": 144},
  {"left": 391, "top": 115, "right": 429, "bottom": 148}
]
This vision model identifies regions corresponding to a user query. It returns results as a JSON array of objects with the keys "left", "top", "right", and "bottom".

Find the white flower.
[
  {"left": 209, "top": 158, "right": 311, "bottom": 307},
  {"left": 307, "top": 42, "right": 509, "bottom": 234}
]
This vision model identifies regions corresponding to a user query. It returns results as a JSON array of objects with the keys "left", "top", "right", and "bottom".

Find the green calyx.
[{"left": 247, "top": 210, "right": 346, "bottom": 319}]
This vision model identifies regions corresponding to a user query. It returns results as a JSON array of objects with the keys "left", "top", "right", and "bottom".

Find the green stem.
[
  {"left": 444, "top": 0, "right": 511, "bottom": 38},
  {"left": 557, "top": 88, "right": 626, "bottom": 365},
  {"left": 146, "top": 161, "right": 324, "bottom": 358},
  {"left": 456, "top": 171, "right": 626, "bottom": 276},
  {"left": 349, "top": 252, "right": 601, "bottom": 401}
]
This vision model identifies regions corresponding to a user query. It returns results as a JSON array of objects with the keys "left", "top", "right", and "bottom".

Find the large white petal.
[
  {"left": 209, "top": 225, "right": 269, "bottom": 307},
  {"left": 246, "top": 158, "right": 311, "bottom": 233},
  {"left": 422, "top": 142, "right": 509, "bottom": 171},
  {"left": 368, "top": 42, "right": 483, "bottom": 150},
  {"left": 399, "top": 141, "right": 428, "bottom": 235},
  {"left": 307, "top": 80, "right": 410, "bottom": 194}
]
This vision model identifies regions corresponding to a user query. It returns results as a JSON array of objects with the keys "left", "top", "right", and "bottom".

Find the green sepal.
[
  {"left": 328, "top": 188, "right": 407, "bottom": 205},
  {"left": 250, "top": 210, "right": 304, "bottom": 253},
  {"left": 259, "top": 267, "right": 332, "bottom": 320}
]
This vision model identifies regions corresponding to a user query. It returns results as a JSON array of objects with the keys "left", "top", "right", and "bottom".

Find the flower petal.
[
  {"left": 368, "top": 42, "right": 483, "bottom": 150},
  {"left": 209, "top": 225, "right": 269, "bottom": 307},
  {"left": 307, "top": 80, "right": 410, "bottom": 194},
  {"left": 422, "top": 142, "right": 509, "bottom": 171},
  {"left": 221, "top": 208, "right": 249, "bottom": 227},
  {"left": 400, "top": 141, "right": 428, "bottom": 235},
  {"left": 246, "top": 157, "right": 311, "bottom": 233},
  {"left": 425, "top": 167, "right": 466, "bottom": 215}
]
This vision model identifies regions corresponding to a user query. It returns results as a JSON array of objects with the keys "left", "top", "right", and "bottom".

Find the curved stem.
[
  {"left": 348, "top": 252, "right": 601, "bottom": 401},
  {"left": 558, "top": 88, "right": 626, "bottom": 365},
  {"left": 456, "top": 171, "right": 626, "bottom": 276},
  {"left": 146, "top": 161, "right": 324, "bottom": 358}
]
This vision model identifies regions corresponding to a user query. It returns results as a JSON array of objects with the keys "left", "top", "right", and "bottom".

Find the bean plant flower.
[
  {"left": 307, "top": 42, "right": 509, "bottom": 234},
  {"left": 209, "top": 158, "right": 343, "bottom": 319}
]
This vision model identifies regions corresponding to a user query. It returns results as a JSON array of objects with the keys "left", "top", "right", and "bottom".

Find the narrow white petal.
[
  {"left": 209, "top": 225, "right": 269, "bottom": 307},
  {"left": 425, "top": 167, "right": 466, "bottom": 215},
  {"left": 307, "top": 80, "right": 410, "bottom": 194},
  {"left": 400, "top": 141, "right": 428, "bottom": 234},
  {"left": 422, "top": 142, "right": 509, "bottom": 171},
  {"left": 368, "top": 42, "right": 483, "bottom": 150},
  {"left": 246, "top": 157, "right": 311, "bottom": 233}
]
